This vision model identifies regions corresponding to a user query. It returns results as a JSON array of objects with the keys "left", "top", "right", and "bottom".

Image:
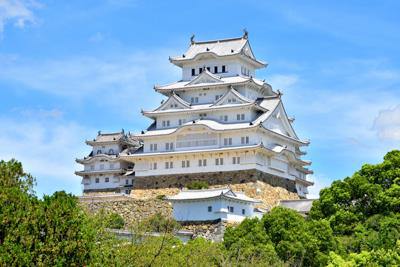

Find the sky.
[{"left": 1, "top": 0, "right": 399, "bottom": 198}]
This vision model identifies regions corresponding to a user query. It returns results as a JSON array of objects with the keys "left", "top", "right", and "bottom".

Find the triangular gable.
[
  {"left": 212, "top": 87, "right": 252, "bottom": 106},
  {"left": 241, "top": 41, "right": 255, "bottom": 59},
  {"left": 223, "top": 189, "right": 237, "bottom": 197},
  {"left": 155, "top": 94, "right": 191, "bottom": 111},
  {"left": 187, "top": 69, "right": 222, "bottom": 86},
  {"left": 262, "top": 103, "right": 298, "bottom": 139}
]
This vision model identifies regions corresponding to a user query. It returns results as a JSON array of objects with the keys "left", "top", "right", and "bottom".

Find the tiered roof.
[
  {"left": 155, "top": 75, "right": 273, "bottom": 96},
  {"left": 169, "top": 32, "right": 266, "bottom": 68},
  {"left": 85, "top": 130, "right": 139, "bottom": 146}
]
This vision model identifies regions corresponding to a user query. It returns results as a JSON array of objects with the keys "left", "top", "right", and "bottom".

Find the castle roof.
[
  {"left": 85, "top": 130, "right": 139, "bottom": 146},
  {"left": 155, "top": 76, "right": 272, "bottom": 93},
  {"left": 169, "top": 34, "right": 266, "bottom": 68},
  {"left": 142, "top": 92, "right": 274, "bottom": 118},
  {"left": 165, "top": 188, "right": 261, "bottom": 203}
]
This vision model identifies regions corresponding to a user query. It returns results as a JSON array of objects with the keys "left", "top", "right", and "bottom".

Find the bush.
[
  {"left": 156, "top": 194, "right": 165, "bottom": 200},
  {"left": 142, "top": 213, "right": 181, "bottom": 233},
  {"left": 106, "top": 213, "right": 125, "bottom": 229},
  {"left": 186, "top": 181, "right": 209, "bottom": 190}
]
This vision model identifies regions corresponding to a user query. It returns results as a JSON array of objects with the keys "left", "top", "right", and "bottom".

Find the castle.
[{"left": 76, "top": 31, "right": 313, "bottom": 198}]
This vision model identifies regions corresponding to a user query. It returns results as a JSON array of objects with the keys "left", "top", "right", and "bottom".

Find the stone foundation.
[
  {"left": 131, "top": 180, "right": 299, "bottom": 210},
  {"left": 80, "top": 198, "right": 172, "bottom": 227},
  {"left": 133, "top": 169, "right": 297, "bottom": 193}
]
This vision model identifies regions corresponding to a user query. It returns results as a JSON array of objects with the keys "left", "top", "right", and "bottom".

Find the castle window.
[
  {"left": 199, "top": 68, "right": 202, "bottom": 74},
  {"left": 100, "top": 164, "right": 104, "bottom": 170},
  {"left": 214, "top": 66, "right": 218, "bottom": 73},
  {"left": 206, "top": 67, "right": 210, "bottom": 71},
  {"left": 90, "top": 165, "right": 94, "bottom": 170},
  {"left": 110, "top": 163, "right": 114, "bottom": 169},
  {"left": 237, "top": 114, "right": 245, "bottom": 121},
  {"left": 182, "top": 160, "right": 190, "bottom": 168},
  {"left": 191, "top": 97, "right": 199, "bottom": 104},
  {"left": 208, "top": 206, "right": 212, "bottom": 212},
  {"left": 165, "top": 142, "right": 173, "bottom": 151},
  {"left": 150, "top": 162, "right": 157, "bottom": 170},
  {"left": 108, "top": 149, "right": 114, "bottom": 154},
  {"left": 241, "top": 136, "right": 250, "bottom": 145},
  {"left": 97, "top": 150, "right": 101, "bottom": 154},
  {"left": 198, "top": 159, "right": 207, "bottom": 167},
  {"left": 95, "top": 178, "right": 99, "bottom": 183},
  {"left": 232, "top": 156, "right": 241, "bottom": 164},
  {"left": 105, "top": 177, "right": 109, "bottom": 183},
  {"left": 191, "top": 68, "right": 195, "bottom": 76},
  {"left": 228, "top": 206, "right": 234, "bottom": 213},
  {"left": 165, "top": 161, "right": 173, "bottom": 169},
  {"left": 219, "top": 115, "right": 228, "bottom": 122},
  {"left": 150, "top": 144, "right": 158, "bottom": 151},
  {"left": 222, "top": 65, "right": 226, "bottom": 73},
  {"left": 178, "top": 119, "right": 186, "bottom": 125},
  {"left": 223, "top": 138, "right": 232, "bottom": 146},
  {"left": 215, "top": 158, "right": 224, "bottom": 166},
  {"left": 242, "top": 209, "right": 245, "bottom": 215}
]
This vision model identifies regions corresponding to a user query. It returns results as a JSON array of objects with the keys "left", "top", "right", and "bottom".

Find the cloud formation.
[
  {"left": 0, "top": 0, "right": 40, "bottom": 34},
  {"left": 373, "top": 105, "right": 400, "bottom": 141},
  {"left": 0, "top": 111, "right": 93, "bottom": 196}
]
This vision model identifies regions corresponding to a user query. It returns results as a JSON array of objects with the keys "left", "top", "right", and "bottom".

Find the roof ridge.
[
  {"left": 193, "top": 36, "right": 245, "bottom": 45},
  {"left": 181, "top": 187, "right": 230, "bottom": 192}
]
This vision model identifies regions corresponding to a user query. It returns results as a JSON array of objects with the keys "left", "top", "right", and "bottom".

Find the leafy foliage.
[
  {"left": 105, "top": 212, "right": 125, "bottom": 229},
  {"left": 0, "top": 159, "right": 95, "bottom": 266},
  {"left": 1, "top": 150, "right": 399, "bottom": 266},
  {"left": 186, "top": 180, "right": 209, "bottom": 189}
]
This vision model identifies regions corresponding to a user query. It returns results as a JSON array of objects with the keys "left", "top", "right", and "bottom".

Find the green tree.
[{"left": 0, "top": 159, "right": 96, "bottom": 266}]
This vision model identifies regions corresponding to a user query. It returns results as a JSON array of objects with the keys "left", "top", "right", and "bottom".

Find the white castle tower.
[
  {"left": 119, "top": 31, "right": 313, "bottom": 197},
  {"left": 75, "top": 130, "right": 140, "bottom": 194}
]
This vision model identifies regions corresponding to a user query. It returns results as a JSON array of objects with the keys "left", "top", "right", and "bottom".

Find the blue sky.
[{"left": 1, "top": 0, "right": 399, "bottom": 198}]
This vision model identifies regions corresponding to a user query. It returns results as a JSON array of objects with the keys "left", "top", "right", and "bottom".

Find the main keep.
[{"left": 76, "top": 32, "right": 313, "bottom": 198}]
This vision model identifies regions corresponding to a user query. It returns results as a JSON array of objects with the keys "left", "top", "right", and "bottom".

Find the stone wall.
[
  {"left": 80, "top": 198, "right": 172, "bottom": 227},
  {"left": 132, "top": 169, "right": 297, "bottom": 193},
  {"left": 131, "top": 180, "right": 299, "bottom": 210}
]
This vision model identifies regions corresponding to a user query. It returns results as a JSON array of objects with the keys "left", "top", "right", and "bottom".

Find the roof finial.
[
  {"left": 243, "top": 28, "right": 248, "bottom": 39},
  {"left": 190, "top": 34, "right": 195, "bottom": 44},
  {"left": 98, "top": 130, "right": 101, "bottom": 135}
]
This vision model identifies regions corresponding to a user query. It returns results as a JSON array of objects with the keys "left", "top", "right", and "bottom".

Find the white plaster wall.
[
  {"left": 92, "top": 144, "right": 120, "bottom": 155},
  {"left": 171, "top": 198, "right": 255, "bottom": 222},
  {"left": 154, "top": 108, "right": 255, "bottom": 129},
  {"left": 181, "top": 58, "right": 255, "bottom": 81}
]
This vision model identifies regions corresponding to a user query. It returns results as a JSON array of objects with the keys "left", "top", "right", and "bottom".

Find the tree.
[
  {"left": 224, "top": 217, "right": 281, "bottom": 265},
  {"left": 0, "top": 159, "right": 96, "bottom": 266}
]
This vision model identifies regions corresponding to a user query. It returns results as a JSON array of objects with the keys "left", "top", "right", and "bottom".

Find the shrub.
[
  {"left": 142, "top": 213, "right": 181, "bottom": 233},
  {"left": 186, "top": 181, "right": 209, "bottom": 190},
  {"left": 106, "top": 213, "right": 125, "bottom": 229}
]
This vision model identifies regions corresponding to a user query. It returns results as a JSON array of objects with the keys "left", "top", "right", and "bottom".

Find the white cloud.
[
  {"left": 0, "top": 0, "right": 40, "bottom": 34},
  {"left": 307, "top": 175, "right": 332, "bottom": 199},
  {"left": 0, "top": 49, "right": 180, "bottom": 114},
  {"left": 267, "top": 74, "right": 299, "bottom": 90},
  {"left": 0, "top": 111, "right": 94, "bottom": 196},
  {"left": 373, "top": 105, "right": 400, "bottom": 141}
]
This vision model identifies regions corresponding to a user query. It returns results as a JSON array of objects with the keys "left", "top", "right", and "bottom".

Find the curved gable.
[
  {"left": 212, "top": 87, "right": 252, "bottom": 106},
  {"left": 187, "top": 69, "right": 222, "bottom": 86},
  {"left": 155, "top": 94, "right": 191, "bottom": 111},
  {"left": 262, "top": 103, "right": 298, "bottom": 139}
]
